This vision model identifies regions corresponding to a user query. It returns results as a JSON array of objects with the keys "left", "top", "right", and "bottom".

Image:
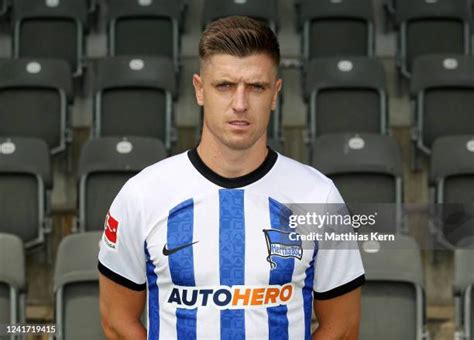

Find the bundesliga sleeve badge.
[{"left": 104, "top": 211, "right": 119, "bottom": 249}]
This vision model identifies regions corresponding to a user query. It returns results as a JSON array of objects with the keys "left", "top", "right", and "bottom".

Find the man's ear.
[
  {"left": 193, "top": 74, "right": 204, "bottom": 106},
  {"left": 271, "top": 78, "right": 283, "bottom": 111}
]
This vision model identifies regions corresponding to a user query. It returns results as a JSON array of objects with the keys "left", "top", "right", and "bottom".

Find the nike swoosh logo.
[{"left": 162, "top": 241, "right": 199, "bottom": 256}]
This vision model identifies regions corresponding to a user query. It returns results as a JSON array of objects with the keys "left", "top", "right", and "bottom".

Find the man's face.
[{"left": 193, "top": 53, "right": 282, "bottom": 150}]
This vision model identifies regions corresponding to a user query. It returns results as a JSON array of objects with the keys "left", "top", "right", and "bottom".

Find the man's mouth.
[{"left": 228, "top": 120, "right": 250, "bottom": 126}]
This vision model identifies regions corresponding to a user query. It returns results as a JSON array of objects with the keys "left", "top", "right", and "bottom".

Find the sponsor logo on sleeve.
[{"left": 104, "top": 211, "right": 119, "bottom": 249}]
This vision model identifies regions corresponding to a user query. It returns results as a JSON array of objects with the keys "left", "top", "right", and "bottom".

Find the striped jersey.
[{"left": 98, "top": 148, "right": 365, "bottom": 340}]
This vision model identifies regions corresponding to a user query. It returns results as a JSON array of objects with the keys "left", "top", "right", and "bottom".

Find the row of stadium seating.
[
  {"left": 1, "top": 231, "right": 473, "bottom": 339},
  {"left": 1, "top": 133, "right": 473, "bottom": 251},
  {"left": 1, "top": 53, "right": 474, "bottom": 168},
  {"left": 0, "top": 0, "right": 472, "bottom": 78},
  {"left": 312, "top": 133, "right": 474, "bottom": 249}
]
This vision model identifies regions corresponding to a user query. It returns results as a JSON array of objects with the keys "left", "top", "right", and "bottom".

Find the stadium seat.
[
  {"left": 77, "top": 137, "right": 167, "bottom": 232},
  {"left": 12, "top": 0, "right": 88, "bottom": 77},
  {"left": 107, "top": 0, "right": 181, "bottom": 73},
  {"left": 202, "top": 0, "right": 279, "bottom": 32},
  {"left": 454, "top": 237, "right": 474, "bottom": 340},
  {"left": 0, "top": 137, "right": 51, "bottom": 247},
  {"left": 304, "top": 57, "right": 388, "bottom": 140},
  {"left": 359, "top": 235, "right": 429, "bottom": 339},
  {"left": 298, "top": 0, "right": 375, "bottom": 61},
  {"left": 430, "top": 136, "right": 474, "bottom": 248},
  {"left": 92, "top": 57, "right": 177, "bottom": 150},
  {"left": 410, "top": 54, "right": 474, "bottom": 167},
  {"left": 396, "top": 0, "right": 471, "bottom": 78},
  {"left": 0, "top": 59, "right": 73, "bottom": 155},
  {"left": 54, "top": 231, "right": 103, "bottom": 340},
  {"left": 312, "top": 133, "right": 403, "bottom": 234},
  {"left": 0, "top": 234, "right": 26, "bottom": 326}
]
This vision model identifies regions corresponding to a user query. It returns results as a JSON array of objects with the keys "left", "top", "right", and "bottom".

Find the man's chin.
[{"left": 222, "top": 136, "right": 265, "bottom": 151}]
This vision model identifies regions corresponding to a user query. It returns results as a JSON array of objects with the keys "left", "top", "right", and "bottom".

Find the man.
[{"left": 99, "top": 16, "right": 365, "bottom": 340}]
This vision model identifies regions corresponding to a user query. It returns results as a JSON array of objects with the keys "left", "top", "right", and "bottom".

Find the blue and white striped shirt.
[{"left": 98, "top": 148, "right": 365, "bottom": 340}]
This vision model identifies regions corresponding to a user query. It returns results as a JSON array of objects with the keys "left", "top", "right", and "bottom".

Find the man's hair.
[{"left": 199, "top": 16, "right": 280, "bottom": 67}]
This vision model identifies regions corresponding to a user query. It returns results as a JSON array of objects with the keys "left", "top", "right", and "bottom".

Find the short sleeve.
[
  {"left": 98, "top": 181, "right": 146, "bottom": 291},
  {"left": 313, "top": 182, "right": 365, "bottom": 300}
]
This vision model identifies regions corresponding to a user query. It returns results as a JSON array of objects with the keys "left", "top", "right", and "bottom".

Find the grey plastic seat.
[
  {"left": 0, "top": 234, "right": 26, "bottom": 330},
  {"left": 430, "top": 136, "right": 474, "bottom": 248},
  {"left": 92, "top": 57, "right": 177, "bottom": 151},
  {"left": 304, "top": 57, "right": 388, "bottom": 139},
  {"left": 0, "top": 137, "right": 51, "bottom": 247},
  {"left": 312, "top": 133, "right": 403, "bottom": 234},
  {"left": 54, "top": 231, "right": 103, "bottom": 340},
  {"left": 359, "top": 235, "right": 428, "bottom": 340},
  {"left": 410, "top": 55, "right": 474, "bottom": 163},
  {"left": 107, "top": 0, "right": 181, "bottom": 73},
  {"left": 202, "top": 0, "right": 279, "bottom": 32},
  {"left": 396, "top": 0, "right": 471, "bottom": 78},
  {"left": 0, "top": 59, "right": 73, "bottom": 155},
  {"left": 77, "top": 137, "right": 167, "bottom": 232},
  {"left": 454, "top": 237, "right": 474, "bottom": 340},
  {"left": 299, "top": 0, "right": 375, "bottom": 60},
  {"left": 12, "top": 0, "right": 88, "bottom": 77}
]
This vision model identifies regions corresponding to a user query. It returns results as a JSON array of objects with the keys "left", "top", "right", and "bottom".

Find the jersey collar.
[{"left": 187, "top": 146, "right": 278, "bottom": 189}]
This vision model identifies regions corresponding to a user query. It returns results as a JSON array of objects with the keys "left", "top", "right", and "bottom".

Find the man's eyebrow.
[
  {"left": 246, "top": 81, "right": 271, "bottom": 88},
  {"left": 211, "top": 80, "right": 271, "bottom": 88},
  {"left": 211, "top": 80, "right": 235, "bottom": 86}
]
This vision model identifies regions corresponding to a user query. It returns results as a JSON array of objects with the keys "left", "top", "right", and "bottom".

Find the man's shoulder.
[
  {"left": 273, "top": 152, "right": 333, "bottom": 188},
  {"left": 124, "top": 150, "right": 193, "bottom": 190},
  {"left": 140, "top": 150, "right": 190, "bottom": 176},
  {"left": 258, "top": 152, "right": 335, "bottom": 202}
]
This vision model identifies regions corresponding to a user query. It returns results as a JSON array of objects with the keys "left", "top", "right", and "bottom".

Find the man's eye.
[
  {"left": 250, "top": 84, "right": 264, "bottom": 91},
  {"left": 217, "top": 84, "right": 232, "bottom": 90}
]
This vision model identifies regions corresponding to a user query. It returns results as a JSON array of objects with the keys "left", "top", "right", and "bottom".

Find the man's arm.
[
  {"left": 312, "top": 287, "right": 362, "bottom": 340},
  {"left": 99, "top": 273, "right": 147, "bottom": 340}
]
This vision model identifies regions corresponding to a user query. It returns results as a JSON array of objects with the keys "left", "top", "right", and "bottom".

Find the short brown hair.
[{"left": 199, "top": 16, "right": 280, "bottom": 67}]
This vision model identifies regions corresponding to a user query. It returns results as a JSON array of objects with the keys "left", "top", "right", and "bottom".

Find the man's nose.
[{"left": 232, "top": 84, "right": 248, "bottom": 113}]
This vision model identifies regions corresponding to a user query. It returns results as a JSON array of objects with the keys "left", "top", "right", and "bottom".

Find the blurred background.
[{"left": 0, "top": 0, "right": 474, "bottom": 339}]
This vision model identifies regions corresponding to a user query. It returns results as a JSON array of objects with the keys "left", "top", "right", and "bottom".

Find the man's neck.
[{"left": 196, "top": 136, "right": 268, "bottom": 179}]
